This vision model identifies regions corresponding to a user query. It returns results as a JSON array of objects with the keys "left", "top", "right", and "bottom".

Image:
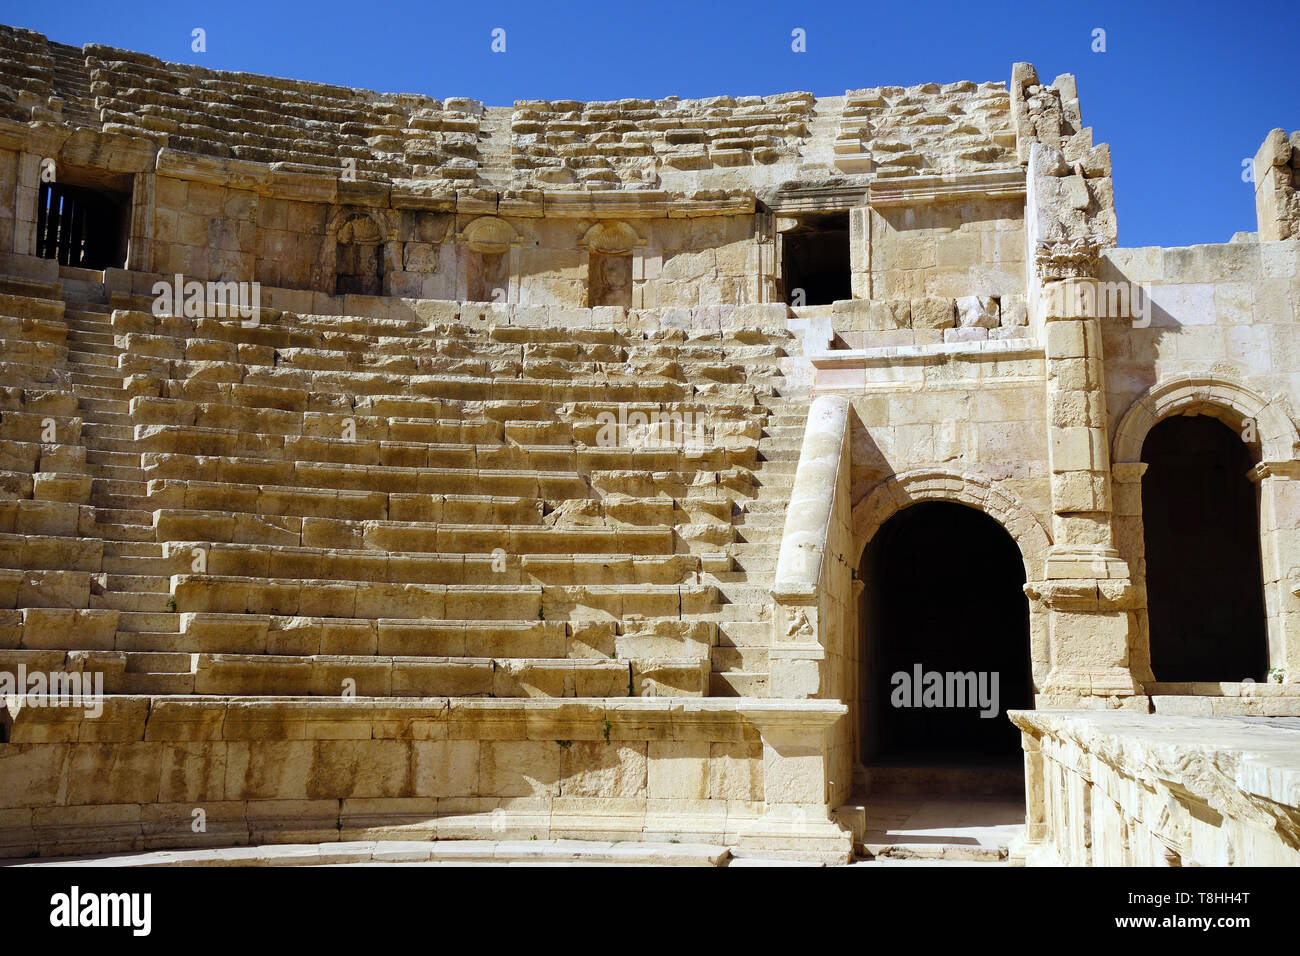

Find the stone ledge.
[
  {"left": 4, "top": 838, "right": 734, "bottom": 867},
  {"left": 1011, "top": 709, "right": 1300, "bottom": 827}
]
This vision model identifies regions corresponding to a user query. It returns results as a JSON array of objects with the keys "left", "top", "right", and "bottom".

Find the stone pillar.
[
  {"left": 14, "top": 150, "right": 42, "bottom": 257},
  {"left": 1250, "top": 460, "right": 1300, "bottom": 681},
  {"left": 849, "top": 206, "right": 870, "bottom": 300},
  {"left": 1110, "top": 462, "right": 1154, "bottom": 684},
  {"left": 1008, "top": 714, "right": 1046, "bottom": 864},
  {"left": 1038, "top": 272, "right": 1142, "bottom": 697},
  {"left": 1253, "top": 129, "right": 1299, "bottom": 242},
  {"left": 736, "top": 701, "right": 853, "bottom": 863},
  {"left": 126, "top": 170, "right": 155, "bottom": 273}
]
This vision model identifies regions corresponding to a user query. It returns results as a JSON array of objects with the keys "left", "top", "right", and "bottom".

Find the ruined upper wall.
[
  {"left": 0, "top": 25, "right": 1021, "bottom": 195},
  {"left": 1256, "top": 129, "right": 1300, "bottom": 241}
]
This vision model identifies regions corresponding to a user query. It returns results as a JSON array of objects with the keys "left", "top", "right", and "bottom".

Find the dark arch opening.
[
  {"left": 860, "top": 501, "right": 1033, "bottom": 784},
  {"left": 781, "top": 212, "right": 851, "bottom": 306},
  {"left": 1140, "top": 414, "right": 1267, "bottom": 682}
]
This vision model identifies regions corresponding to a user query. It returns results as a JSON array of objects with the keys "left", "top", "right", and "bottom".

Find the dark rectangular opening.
[
  {"left": 781, "top": 211, "right": 851, "bottom": 306},
  {"left": 36, "top": 179, "right": 130, "bottom": 270}
]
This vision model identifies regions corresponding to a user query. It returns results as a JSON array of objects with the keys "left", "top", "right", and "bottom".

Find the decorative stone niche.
[
  {"left": 326, "top": 208, "right": 392, "bottom": 296},
  {"left": 579, "top": 221, "right": 646, "bottom": 309},
  {"left": 458, "top": 215, "right": 520, "bottom": 303}
]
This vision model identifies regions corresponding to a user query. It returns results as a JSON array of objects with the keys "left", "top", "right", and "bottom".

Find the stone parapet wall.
[
  {"left": 1012, "top": 709, "right": 1300, "bottom": 866},
  {"left": 1255, "top": 129, "right": 1300, "bottom": 242},
  {"left": 1, "top": 26, "right": 1020, "bottom": 193}
]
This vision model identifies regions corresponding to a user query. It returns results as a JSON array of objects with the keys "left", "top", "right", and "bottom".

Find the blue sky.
[{"left": 7, "top": 0, "right": 1294, "bottom": 248}]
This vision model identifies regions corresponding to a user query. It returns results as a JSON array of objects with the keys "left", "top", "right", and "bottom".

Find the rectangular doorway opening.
[
  {"left": 36, "top": 172, "right": 131, "bottom": 270},
  {"left": 781, "top": 211, "right": 851, "bottom": 306}
]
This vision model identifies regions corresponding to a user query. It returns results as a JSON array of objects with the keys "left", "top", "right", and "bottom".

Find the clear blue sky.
[{"left": 7, "top": 0, "right": 1295, "bottom": 248}]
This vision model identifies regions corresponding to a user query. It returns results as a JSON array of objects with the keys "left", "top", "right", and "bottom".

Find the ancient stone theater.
[{"left": 0, "top": 24, "right": 1297, "bottom": 866}]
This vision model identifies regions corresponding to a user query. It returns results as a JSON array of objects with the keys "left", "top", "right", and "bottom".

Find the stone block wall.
[
  {"left": 0, "top": 697, "right": 772, "bottom": 856},
  {"left": 867, "top": 196, "right": 1026, "bottom": 302},
  {"left": 1255, "top": 129, "right": 1300, "bottom": 242},
  {"left": 1013, "top": 710, "right": 1300, "bottom": 866}
]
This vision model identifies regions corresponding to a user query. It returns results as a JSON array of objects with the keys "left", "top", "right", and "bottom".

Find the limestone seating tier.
[
  {"left": 510, "top": 93, "right": 816, "bottom": 184},
  {"left": 0, "top": 276, "right": 808, "bottom": 699},
  {"left": 2, "top": 25, "right": 1028, "bottom": 192},
  {"left": 837, "top": 81, "right": 1017, "bottom": 177},
  {"left": 0, "top": 695, "right": 790, "bottom": 858}
]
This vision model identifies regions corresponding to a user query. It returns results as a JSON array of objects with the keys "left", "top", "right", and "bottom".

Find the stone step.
[
  {"left": 859, "top": 796, "right": 1025, "bottom": 864},
  {"left": 85, "top": 450, "right": 141, "bottom": 468},
  {"left": 756, "top": 447, "right": 801, "bottom": 462},
  {"left": 708, "top": 670, "right": 768, "bottom": 696},
  {"left": 716, "top": 620, "right": 772, "bottom": 646},
  {"left": 82, "top": 415, "right": 134, "bottom": 432},
  {"left": 89, "top": 475, "right": 145, "bottom": 495},
  {"left": 90, "top": 492, "right": 151, "bottom": 512},
  {"left": 170, "top": 573, "right": 718, "bottom": 621},
  {"left": 102, "top": 541, "right": 165, "bottom": 558},
  {"left": 13, "top": 840, "right": 734, "bottom": 867},
  {"left": 749, "top": 460, "right": 797, "bottom": 475},
  {"left": 66, "top": 349, "right": 116, "bottom": 367},
  {"left": 81, "top": 422, "right": 133, "bottom": 440},
  {"left": 116, "top": 610, "right": 183, "bottom": 634},
  {"left": 82, "top": 520, "right": 156, "bottom": 542},
  {"left": 65, "top": 329, "right": 116, "bottom": 347},
  {"left": 92, "top": 591, "right": 175, "bottom": 612},
  {"left": 94, "top": 507, "right": 153, "bottom": 525},
  {"left": 71, "top": 373, "right": 125, "bottom": 388},
  {"left": 730, "top": 513, "right": 787, "bottom": 528},
  {"left": 112, "top": 672, "right": 196, "bottom": 693},
  {"left": 861, "top": 842, "right": 1008, "bottom": 863},
  {"left": 730, "top": 557, "right": 778, "bottom": 575},
  {"left": 113, "top": 631, "right": 197, "bottom": 651},
  {"left": 711, "top": 646, "right": 768, "bottom": 670},
  {"left": 101, "top": 554, "right": 173, "bottom": 575},
  {"left": 83, "top": 436, "right": 139, "bottom": 454},
  {"left": 74, "top": 383, "right": 128, "bottom": 403},
  {"left": 123, "top": 651, "right": 195, "bottom": 674},
  {"left": 102, "top": 572, "right": 176, "bottom": 592}
]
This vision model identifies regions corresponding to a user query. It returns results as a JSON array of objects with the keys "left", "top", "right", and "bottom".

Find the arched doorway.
[
  {"left": 1140, "top": 414, "right": 1268, "bottom": 682},
  {"left": 860, "top": 501, "right": 1033, "bottom": 788}
]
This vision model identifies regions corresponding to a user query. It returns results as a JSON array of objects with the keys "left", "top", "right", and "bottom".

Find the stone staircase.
[
  {"left": 46, "top": 42, "right": 96, "bottom": 128},
  {"left": 798, "top": 95, "right": 846, "bottom": 174},
  {"left": 709, "top": 389, "right": 808, "bottom": 696},
  {"left": 0, "top": 270, "right": 812, "bottom": 702}
]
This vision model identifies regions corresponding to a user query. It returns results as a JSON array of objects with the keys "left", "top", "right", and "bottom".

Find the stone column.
[
  {"left": 126, "top": 170, "right": 155, "bottom": 273},
  {"left": 1110, "top": 462, "right": 1154, "bottom": 684},
  {"left": 14, "top": 150, "right": 43, "bottom": 257},
  {"left": 1008, "top": 713, "right": 1046, "bottom": 864},
  {"left": 1038, "top": 268, "right": 1143, "bottom": 698},
  {"left": 736, "top": 701, "right": 853, "bottom": 863},
  {"left": 1250, "top": 460, "right": 1300, "bottom": 681}
]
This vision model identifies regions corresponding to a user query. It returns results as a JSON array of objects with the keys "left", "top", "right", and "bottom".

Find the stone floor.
[
  {"left": 1, "top": 812, "right": 1023, "bottom": 866},
  {"left": 0, "top": 799, "right": 1025, "bottom": 867},
  {"left": 859, "top": 796, "right": 1026, "bottom": 863}
]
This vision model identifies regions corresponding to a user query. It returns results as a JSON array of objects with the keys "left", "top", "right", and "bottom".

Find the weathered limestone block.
[
  {"left": 955, "top": 294, "right": 999, "bottom": 328},
  {"left": 910, "top": 296, "right": 955, "bottom": 330},
  {"left": 833, "top": 298, "right": 910, "bottom": 332}
]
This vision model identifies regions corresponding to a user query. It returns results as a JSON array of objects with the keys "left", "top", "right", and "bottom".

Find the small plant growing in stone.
[{"left": 1268, "top": 667, "right": 1286, "bottom": 684}]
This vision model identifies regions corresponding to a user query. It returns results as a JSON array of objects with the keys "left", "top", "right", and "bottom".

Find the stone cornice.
[
  {"left": 809, "top": 338, "right": 1044, "bottom": 368},
  {"left": 1250, "top": 460, "right": 1300, "bottom": 482},
  {"left": 868, "top": 167, "right": 1025, "bottom": 207},
  {"left": 759, "top": 179, "right": 871, "bottom": 213}
]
